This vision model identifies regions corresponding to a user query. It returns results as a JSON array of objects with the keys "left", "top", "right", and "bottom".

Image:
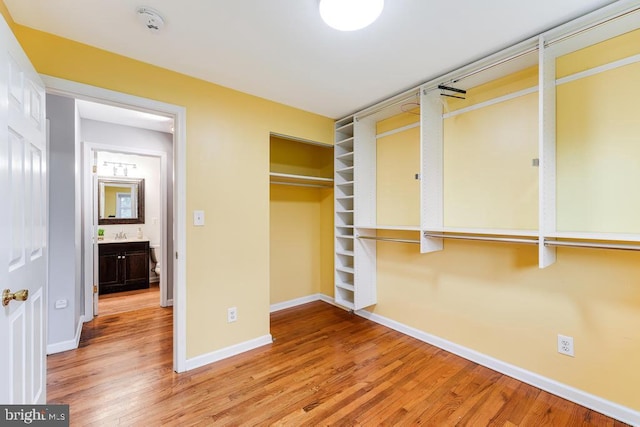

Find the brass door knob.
[{"left": 2, "top": 289, "right": 29, "bottom": 307}]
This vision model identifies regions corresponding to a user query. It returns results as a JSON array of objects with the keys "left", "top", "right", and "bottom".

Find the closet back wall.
[{"left": 270, "top": 186, "right": 333, "bottom": 304}]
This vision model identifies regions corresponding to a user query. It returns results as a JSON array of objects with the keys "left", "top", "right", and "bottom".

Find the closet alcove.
[{"left": 269, "top": 134, "right": 334, "bottom": 306}]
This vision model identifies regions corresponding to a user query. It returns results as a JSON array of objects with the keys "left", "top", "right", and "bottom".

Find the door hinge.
[
  {"left": 175, "top": 252, "right": 178, "bottom": 260},
  {"left": 92, "top": 165, "right": 97, "bottom": 173},
  {"left": 93, "top": 285, "right": 98, "bottom": 294}
]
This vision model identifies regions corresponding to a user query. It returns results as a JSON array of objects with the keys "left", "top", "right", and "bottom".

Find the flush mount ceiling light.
[
  {"left": 136, "top": 6, "right": 165, "bottom": 32},
  {"left": 319, "top": 0, "right": 384, "bottom": 31}
]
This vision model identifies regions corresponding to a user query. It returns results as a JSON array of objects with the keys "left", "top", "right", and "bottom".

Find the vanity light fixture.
[
  {"left": 319, "top": 0, "right": 384, "bottom": 31},
  {"left": 104, "top": 161, "right": 137, "bottom": 177}
]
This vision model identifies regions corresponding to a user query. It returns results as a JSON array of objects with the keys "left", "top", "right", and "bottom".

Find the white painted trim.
[
  {"left": 270, "top": 294, "right": 324, "bottom": 312},
  {"left": 268, "top": 294, "right": 346, "bottom": 313},
  {"left": 556, "top": 53, "right": 640, "bottom": 86},
  {"left": 269, "top": 293, "right": 350, "bottom": 311},
  {"left": 166, "top": 298, "right": 173, "bottom": 306},
  {"left": 442, "top": 86, "right": 538, "bottom": 119},
  {"left": 41, "top": 75, "right": 187, "bottom": 373},
  {"left": 47, "top": 315, "right": 85, "bottom": 355},
  {"left": 376, "top": 121, "right": 419, "bottom": 140},
  {"left": 355, "top": 309, "right": 640, "bottom": 426},
  {"left": 80, "top": 142, "right": 95, "bottom": 319},
  {"left": 185, "top": 335, "right": 273, "bottom": 371}
]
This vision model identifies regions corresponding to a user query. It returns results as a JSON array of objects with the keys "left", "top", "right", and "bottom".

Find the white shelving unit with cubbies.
[{"left": 333, "top": 117, "right": 360, "bottom": 309}]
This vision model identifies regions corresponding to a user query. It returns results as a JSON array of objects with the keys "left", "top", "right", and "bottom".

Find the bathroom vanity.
[{"left": 98, "top": 240, "right": 150, "bottom": 294}]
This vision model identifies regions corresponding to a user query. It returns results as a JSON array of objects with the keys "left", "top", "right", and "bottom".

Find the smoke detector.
[{"left": 136, "top": 7, "right": 165, "bottom": 32}]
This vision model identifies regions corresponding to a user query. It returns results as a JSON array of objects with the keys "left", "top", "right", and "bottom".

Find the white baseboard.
[
  {"left": 355, "top": 309, "right": 640, "bottom": 427},
  {"left": 185, "top": 334, "right": 273, "bottom": 371},
  {"left": 270, "top": 294, "right": 325, "bottom": 312},
  {"left": 270, "top": 293, "right": 344, "bottom": 313},
  {"left": 47, "top": 315, "right": 85, "bottom": 355},
  {"left": 184, "top": 293, "right": 638, "bottom": 425},
  {"left": 268, "top": 294, "right": 638, "bottom": 425}
]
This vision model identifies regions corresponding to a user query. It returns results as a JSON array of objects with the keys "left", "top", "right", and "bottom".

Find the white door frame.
[{"left": 42, "top": 75, "right": 187, "bottom": 373}]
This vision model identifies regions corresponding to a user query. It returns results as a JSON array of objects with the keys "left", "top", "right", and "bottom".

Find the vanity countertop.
[{"left": 97, "top": 238, "right": 150, "bottom": 244}]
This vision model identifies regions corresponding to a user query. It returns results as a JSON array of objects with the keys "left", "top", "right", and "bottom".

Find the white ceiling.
[
  {"left": 76, "top": 100, "right": 174, "bottom": 133},
  {"left": 6, "top": 0, "right": 619, "bottom": 119}
]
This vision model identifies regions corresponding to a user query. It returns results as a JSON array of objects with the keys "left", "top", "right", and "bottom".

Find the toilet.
[{"left": 150, "top": 245, "right": 161, "bottom": 282}]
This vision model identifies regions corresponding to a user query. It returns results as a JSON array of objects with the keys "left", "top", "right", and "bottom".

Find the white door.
[{"left": 0, "top": 15, "right": 47, "bottom": 404}]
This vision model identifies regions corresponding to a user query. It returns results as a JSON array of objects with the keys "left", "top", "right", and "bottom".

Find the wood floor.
[
  {"left": 97, "top": 282, "right": 161, "bottom": 316},
  {"left": 47, "top": 297, "right": 628, "bottom": 426}
]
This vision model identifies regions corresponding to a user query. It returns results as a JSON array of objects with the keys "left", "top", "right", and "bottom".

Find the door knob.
[{"left": 2, "top": 289, "right": 29, "bottom": 307}]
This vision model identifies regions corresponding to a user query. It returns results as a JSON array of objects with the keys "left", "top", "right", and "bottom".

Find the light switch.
[{"left": 193, "top": 210, "right": 205, "bottom": 226}]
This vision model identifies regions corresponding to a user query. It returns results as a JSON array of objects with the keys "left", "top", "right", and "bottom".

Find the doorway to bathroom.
[
  {"left": 45, "top": 75, "right": 188, "bottom": 372},
  {"left": 91, "top": 144, "right": 171, "bottom": 313}
]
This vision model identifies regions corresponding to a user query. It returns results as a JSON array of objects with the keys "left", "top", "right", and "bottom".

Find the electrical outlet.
[
  {"left": 558, "top": 334, "right": 574, "bottom": 357},
  {"left": 227, "top": 307, "right": 237, "bottom": 323}
]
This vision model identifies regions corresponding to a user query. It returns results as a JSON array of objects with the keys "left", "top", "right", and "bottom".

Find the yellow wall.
[
  {"left": 557, "top": 38, "right": 640, "bottom": 233},
  {"left": 269, "top": 186, "right": 333, "bottom": 304},
  {"left": 369, "top": 34, "right": 640, "bottom": 411},
  {"left": 270, "top": 136, "right": 333, "bottom": 178},
  {"left": 376, "top": 112, "right": 420, "bottom": 227},
  {"left": 103, "top": 186, "right": 130, "bottom": 218},
  {"left": 319, "top": 188, "right": 334, "bottom": 297},
  {"left": 11, "top": 22, "right": 333, "bottom": 357},
  {"left": 443, "top": 68, "right": 538, "bottom": 230},
  {"left": 556, "top": 27, "right": 640, "bottom": 78},
  {"left": 373, "top": 239, "right": 640, "bottom": 409}
]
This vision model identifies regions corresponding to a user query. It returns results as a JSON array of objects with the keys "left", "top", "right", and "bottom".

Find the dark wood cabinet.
[{"left": 98, "top": 241, "right": 149, "bottom": 294}]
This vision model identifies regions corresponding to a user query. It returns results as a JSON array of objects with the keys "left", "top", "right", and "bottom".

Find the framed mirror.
[{"left": 98, "top": 177, "right": 145, "bottom": 225}]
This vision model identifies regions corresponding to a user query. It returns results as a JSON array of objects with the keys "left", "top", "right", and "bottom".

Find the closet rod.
[
  {"left": 424, "top": 233, "right": 539, "bottom": 245},
  {"left": 356, "top": 91, "right": 420, "bottom": 121},
  {"left": 448, "top": 46, "right": 538, "bottom": 84},
  {"left": 357, "top": 236, "right": 421, "bottom": 245},
  {"left": 544, "top": 240, "right": 640, "bottom": 251},
  {"left": 546, "top": 5, "right": 640, "bottom": 47}
]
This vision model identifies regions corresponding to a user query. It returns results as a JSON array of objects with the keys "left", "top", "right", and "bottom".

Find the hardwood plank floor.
[
  {"left": 47, "top": 300, "right": 629, "bottom": 426},
  {"left": 98, "top": 282, "right": 161, "bottom": 316}
]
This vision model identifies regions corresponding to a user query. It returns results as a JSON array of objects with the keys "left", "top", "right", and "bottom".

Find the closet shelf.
[
  {"left": 336, "top": 167, "right": 355, "bottom": 174},
  {"left": 430, "top": 227, "right": 539, "bottom": 238},
  {"left": 336, "top": 122, "right": 354, "bottom": 133},
  {"left": 424, "top": 232, "right": 538, "bottom": 246},
  {"left": 355, "top": 225, "right": 421, "bottom": 231},
  {"left": 270, "top": 172, "right": 333, "bottom": 188},
  {"left": 544, "top": 231, "right": 640, "bottom": 243},
  {"left": 336, "top": 282, "right": 355, "bottom": 292},
  {"left": 337, "top": 250, "right": 355, "bottom": 257},
  {"left": 336, "top": 152, "right": 354, "bottom": 160},
  {"left": 336, "top": 266, "right": 355, "bottom": 274},
  {"left": 336, "top": 235, "right": 354, "bottom": 240},
  {"left": 336, "top": 136, "right": 354, "bottom": 144}
]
